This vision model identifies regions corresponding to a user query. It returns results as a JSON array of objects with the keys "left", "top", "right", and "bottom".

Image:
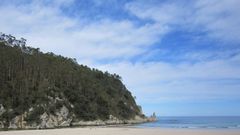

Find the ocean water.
[{"left": 135, "top": 116, "right": 240, "bottom": 129}]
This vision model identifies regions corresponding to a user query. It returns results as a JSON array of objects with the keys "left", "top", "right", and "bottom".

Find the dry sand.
[{"left": 0, "top": 127, "right": 240, "bottom": 135}]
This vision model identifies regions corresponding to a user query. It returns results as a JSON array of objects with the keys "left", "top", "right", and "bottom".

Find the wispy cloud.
[
  {"left": 126, "top": 0, "right": 240, "bottom": 44},
  {"left": 96, "top": 54, "right": 240, "bottom": 114},
  {"left": 0, "top": 0, "right": 167, "bottom": 64}
]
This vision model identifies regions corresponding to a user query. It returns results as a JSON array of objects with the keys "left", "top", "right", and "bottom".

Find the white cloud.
[
  {"left": 96, "top": 54, "right": 240, "bottom": 106},
  {"left": 126, "top": 1, "right": 191, "bottom": 26},
  {"left": 0, "top": 1, "right": 167, "bottom": 63},
  {"left": 126, "top": 0, "right": 240, "bottom": 44},
  {"left": 194, "top": 0, "right": 240, "bottom": 43}
]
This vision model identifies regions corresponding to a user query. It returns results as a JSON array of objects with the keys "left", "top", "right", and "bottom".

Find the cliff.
[{"left": 0, "top": 36, "right": 146, "bottom": 129}]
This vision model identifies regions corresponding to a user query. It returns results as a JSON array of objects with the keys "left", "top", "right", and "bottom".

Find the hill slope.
[{"left": 0, "top": 41, "right": 146, "bottom": 129}]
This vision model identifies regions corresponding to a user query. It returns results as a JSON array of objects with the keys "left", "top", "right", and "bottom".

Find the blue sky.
[{"left": 0, "top": 0, "right": 240, "bottom": 116}]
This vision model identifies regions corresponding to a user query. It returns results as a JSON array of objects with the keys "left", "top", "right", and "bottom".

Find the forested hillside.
[{"left": 0, "top": 41, "right": 145, "bottom": 129}]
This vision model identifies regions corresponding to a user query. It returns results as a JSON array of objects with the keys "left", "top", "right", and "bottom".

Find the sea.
[{"left": 135, "top": 116, "right": 240, "bottom": 129}]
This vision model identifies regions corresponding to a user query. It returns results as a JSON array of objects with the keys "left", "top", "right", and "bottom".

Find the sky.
[{"left": 0, "top": 0, "right": 240, "bottom": 116}]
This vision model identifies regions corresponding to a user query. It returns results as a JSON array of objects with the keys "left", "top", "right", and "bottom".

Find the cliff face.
[{"left": 0, "top": 41, "right": 146, "bottom": 129}]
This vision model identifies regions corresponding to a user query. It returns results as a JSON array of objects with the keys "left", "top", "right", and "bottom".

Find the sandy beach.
[{"left": 0, "top": 127, "right": 240, "bottom": 135}]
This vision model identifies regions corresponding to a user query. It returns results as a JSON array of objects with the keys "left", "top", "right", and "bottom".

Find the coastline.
[
  {"left": 71, "top": 117, "right": 147, "bottom": 127},
  {"left": 0, "top": 127, "right": 240, "bottom": 135},
  {"left": 0, "top": 115, "right": 154, "bottom": 130}
]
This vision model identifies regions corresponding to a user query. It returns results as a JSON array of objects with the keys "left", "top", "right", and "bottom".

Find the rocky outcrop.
[
  {"left": 0, "top": 121, "right": 4, "bottom": 129},
  {"left": 1, "top": 105, "right": 153, "bottom": 129},
  {"left": 0, "top": 104, "right": 6, "bottom": 116},
  {"left": 8, "top": 114, "right": 27, "bottom": 129},
  {"left": 1, "top": 98, "right": 150, "bottom": 129},
  {"left": 38, "top": 105, "right": 71, "bottom": 129},
  {"left": 4, "top": 105, "right": 72, "bottom": 129},
  {"left": 147, "top": 112, "right": 157, "bottom": 122},
  {"left": 8, "top": 116, "right": 20, "bottom": 129},
  {"left": 105, "top": 115, "right": 124, "bottom": 125},
  {"left": 39, "top": 112, "right": 58, "bottom": 128},
  {"left": 0, "top": 105, "right": 5, "bottom": 128},
  {"left": 126, "top": 115, "right": 148, "bottom": 124},
  {"left": 72, "top": 115, "right": 149, "bottom": 126},
  {"left": 72, "top": 115, "right": 124, "bottom": 126},
  {"left": 3, "top": 114, "right": 150, "bottom": 129}
]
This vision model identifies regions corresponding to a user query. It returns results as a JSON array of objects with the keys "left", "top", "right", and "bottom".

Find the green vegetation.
[{"left": 0, "top": 42, "right": 142, "bottom": 126}]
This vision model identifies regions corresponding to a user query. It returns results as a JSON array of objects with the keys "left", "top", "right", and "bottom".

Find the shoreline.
[
  {"left": 1, "top": 124, "right": 240, "bottom": 132},
  {"left": 0, "top": 113, "right": 154, "bottom": 130},
  {"left": 0, "top": 127, "right": 240, "bottom": 135},
  {"left": 0, "top": 119, "right": 150, "bottom": 131}
]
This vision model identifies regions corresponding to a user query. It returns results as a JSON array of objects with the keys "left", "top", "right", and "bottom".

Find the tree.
[{"left": 0, "top": 41, "right": 142, "bottom": 128}]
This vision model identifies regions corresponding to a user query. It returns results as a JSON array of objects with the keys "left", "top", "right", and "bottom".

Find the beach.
[{"left": 0, "top": 128, "right": 240, "bottom": 135}]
